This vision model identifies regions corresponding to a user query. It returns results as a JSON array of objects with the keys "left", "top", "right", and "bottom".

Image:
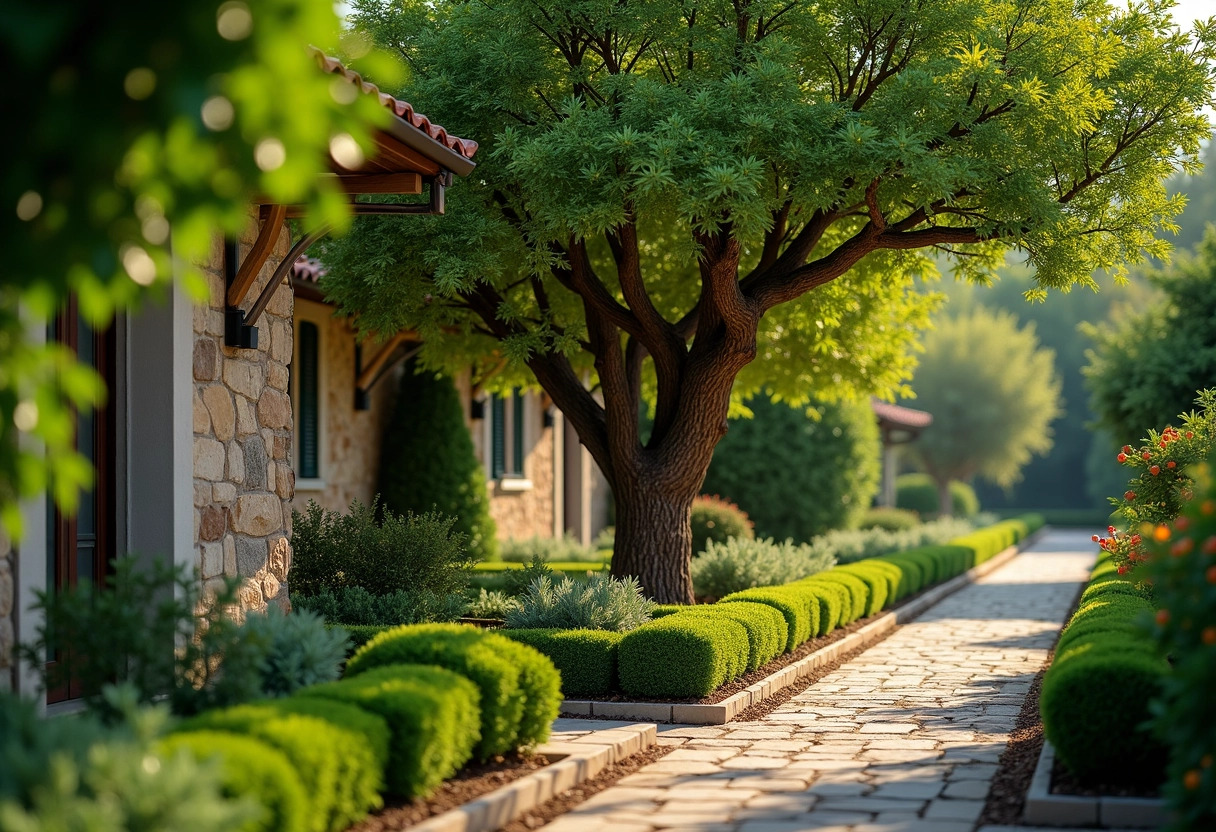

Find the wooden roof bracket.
[{"left": 354, "top": 332, "right": 421, "bottom": 409}]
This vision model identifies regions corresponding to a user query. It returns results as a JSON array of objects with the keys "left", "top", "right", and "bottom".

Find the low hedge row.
[
  {"left": 514, "top": 515, "right": 1043, "bottom": 700},
  {"left": 472, "top": 561, "right": 609, "bottom": 573},
  {"left": 1040, "top": 553, "right": 1168, "bottom": 787},
  {"left": 165, "top": 625, "right": 563, "bottom": 831}
]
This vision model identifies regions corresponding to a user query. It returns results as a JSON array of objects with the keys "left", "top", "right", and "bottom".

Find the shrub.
[
  {"left": 298, "top": 663, "right": 480, "bottom": 797},
  {"left": 345, "top": 624, "right": 532, "bottom": 757},
  {"left": 270, "top": 697, "right": 390, "bottom": 774},
  {"left": 499, "top": 534, "right": 601, "bottom": 563},
  {"left": 617, "top": 615, "right": 749, "bottom": 698},
  {"left": 720, "top": 585, "right": 820, "bottom": 649},
  {"left": 798, "top": 581, "right": 846, "bottom": 635},
  {"left": 896, "top": 473, "right": 980, "bottom": 518},
  {"left": 831, "top": 564, "right": 890, "bottom": 615},
  {"left": 500, "top": 629, "right": 623, "bottom": 698},
  {"left": 178, "top": 703, "right": 381, "bottom": 832},
  {"left": 701, "top": 397, "right": 881, "bottom": 542},
  {"left": 503, "top": 555, "right": 556, "bottom": 597},
  {"left": 813, "top": 516, "right": 978, "bottom": 564},
  {"left": 505, "top": 574, "right": 655, "bottom": 631},
  {"left": 237, "top": 608, "right": 350, "bottom": 699},
  {"left": 465, "top": 589, "right": 521, "bottom": 619},
  {"left": 289, "top": 498, "right": 475, "bottom": 599},
  {"left": 840, "top": 561, "right": 901, "bottom": 607},
  {"left": 859, "top": 507, "right": 920, "bottom": 531},
  {"left": 292, "top": 586, "right": 466, "bottom": 627},
  {"left": 1140, "top": 457, "right": 1216, "bottom": 829},
  {"left": 803, "top": 572, "right": 868, "bottom": 623},
  {"left": 494, "top": 637, "right": 562, "bottom": 748},
  {"left": 160, "top": 730, "right": 307, "bottom": 832},
  {"left": 691, "top": 536, "right": 836, "bottom": 598},
  {"left": 669, "top": 602, "right": 787, "bottom": 671},
  {"left": 878, "top": 552, "right": 928, "bottom": 595},
  {"left": 691, "top": 494, "right": 754, "bottom": 555},
  {"left": 377, "top": 360, "right": 497, "bottom": 561},
  {"left": 1, "top": 688, "right": 257, "bottom": 832},
  {"left": 1040, "top": 640, "right": 1167, "bottom": 786}
]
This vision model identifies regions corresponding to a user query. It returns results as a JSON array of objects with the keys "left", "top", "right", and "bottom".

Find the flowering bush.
[
  {"left": 1094, "top": 389, "right": 1216, "bottom": 573},
  {"left": 1141, "top": 456, "right": 1216, "bottom": 831},
  {"left": 691, "top": 494, "right": 755, "bottom": 555}
]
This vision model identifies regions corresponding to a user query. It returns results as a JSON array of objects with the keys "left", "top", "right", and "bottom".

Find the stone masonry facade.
[{"left": 192, "top": 226, "right": 294, "bottom": 613}]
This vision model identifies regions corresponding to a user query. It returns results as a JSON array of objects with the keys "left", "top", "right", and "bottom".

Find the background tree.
[
  {"left": 378, "top": 361, "right": 498, "bottom": 560},
  {"left": 1084, "top": 230, "right": 1216, "bottom": 443},
  {"left": 0, "top": 1, "right": 398, "bottom": 535},
  {"left": 906, "top": 307, "right": 1062, "bottom": 515},
  {"left": 323, "top": 0, "right": 1214, "bottom": 601},
  {"left": 702, "top": 397, "right": 880, "bottom": 542}
]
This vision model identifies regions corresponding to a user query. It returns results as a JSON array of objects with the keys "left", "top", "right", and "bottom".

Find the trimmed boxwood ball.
[
  {"left": 178, "top": 704, "right": 382, "bottom": 832},
  {"left": 491, "top": 635, "right": 563, "bottom": 746},
  {"left": 1041, "top": 639, "right": 1168, "bottom": 786},
  {"left": 160, "top": 730, "right": 308, "bottom": 832},
  {"left": 805, "top": 572, "right": 867, "bottom": 623},
  {"left": 672, "top": 602, "right": 786, "bottom": 671},
  {"left": 721, "top": 585, "right": 819, "bottom": 649},
  {"left": 500, "top": 629, "right": 623, "bottom": 698},
  {"left": 877, "top": 554, "right": 924, "bottom": 597},
  {"left": 1055, "top": 619, "right": 1153, "bottom": 657},
  {"left": 855, "top": 559, "right": 903, "bottom": 606},
  {"left": 618, "top": 615, "right": 749, "bottom": 698},
  {"left": 832, "top": 564, "right": 888, "bottom": 616},
  {"left": 299, "top": 663, "right": 480, "bottom": 797},
  {"left": 271, "top": 696, "right": 390, "bottom": 776},
  {"left": 795, "top": 580, "right": 845, "bottom": 635},
  {"left": 345, "top": 623, "right": 523, "bottom": 758},
  {"left": 1078, "top": 579, "right": 1150, "bottom": 605},
  {"left": 650, "top": 604, "right": 688, "bottom": 619}
]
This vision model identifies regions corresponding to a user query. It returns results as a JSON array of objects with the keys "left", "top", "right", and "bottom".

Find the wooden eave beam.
[
  {"left": 356, "top": 331, "right": 420, "bottom": 391},
  {"left": 226, "top": 204, "right": 287, "bottom": 308}
]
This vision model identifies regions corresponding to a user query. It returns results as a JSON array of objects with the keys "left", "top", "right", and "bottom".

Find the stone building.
[{"left": 2, "top": 51, "right": 485, "bottom": 701}]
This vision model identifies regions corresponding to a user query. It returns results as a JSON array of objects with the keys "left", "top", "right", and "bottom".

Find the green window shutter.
[
  {"left": 511, "top": 389, "right": 525, "bottom": 476},
  {"left": 298, "top": 321, "right": 320, "bottom": 479},
  {"left": 491, "top": 394, "right": 506, "bottom": 478}
]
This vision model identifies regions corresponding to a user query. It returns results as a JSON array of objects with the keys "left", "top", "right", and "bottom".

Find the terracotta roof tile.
[
  {"left": 871, "top": 399, "right": 933, "bottom": 429},
  {"left": 311, "top": 48, "right": 478, "bottom": 160}
]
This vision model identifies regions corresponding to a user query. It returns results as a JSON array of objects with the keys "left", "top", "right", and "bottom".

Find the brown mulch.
[
  {"left": 499, "top": 744, "right": 673, "bottom": 831},
  {"left": 347, "top": 753, "right": 552, "bottom": 832}
]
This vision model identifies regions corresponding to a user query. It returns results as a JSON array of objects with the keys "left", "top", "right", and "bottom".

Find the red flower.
[
  {"left": 1150, "top": 465, "right": 1161, "bottom": 476},
  {"left": 1125, "top": 491, "right": 1137, "bottom": 501},
  {"left": 1142, "top": 451, "right": 1152, "bottom": 460},
  {"left": 1168, "top": 460, "right": 1177, "bottom": 469},
  {"left": 1117, "top": 453, "right": 1128, "bottom": 463}
]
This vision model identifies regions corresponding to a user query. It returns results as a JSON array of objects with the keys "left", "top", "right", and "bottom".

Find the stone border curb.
[
  {"left": 561, "top": 528, "right": 1047, "bottom": 725},
  {"left": 1023, "top": 738, "right": 1166, "bottom": 828},
  {"left": 409, "top": 721, "right": 658, "bottom": 832}
]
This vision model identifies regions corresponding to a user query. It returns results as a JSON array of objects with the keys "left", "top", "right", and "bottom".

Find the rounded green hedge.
[
  {"left": 804, "top": 572, "right": 867, "bottom": 623},
  {"left": 799, "top": 580, "right": 846, "bottom": 635},
  {"left": 831, "top": 564, "right": 889, "bottom": 616},
  {"left": 896, "top": 473, "right": 980, "bottom": 517},
  {"left": 671, "top": 602, "right": 786, "bottom": 671},
  {"left": 500, "top": 629, "right": 622, "bottom": 698},
  {"left": 617, "top": 615, "right": 749, "bottom": 698},
  {"left": 160, "top": 731, "right": 307, "bottom": 832},
  {"left": 299, "top": 663, "right": 480, "bottom": 797},
  {"left": 720, "top": 585, "right": 820, "bottom": 650}
]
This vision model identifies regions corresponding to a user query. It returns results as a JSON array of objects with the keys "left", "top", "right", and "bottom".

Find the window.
[
  {"left": 490, "top": 388, "right": 526, "bottom": 479},
  {"left": 292, "top": 302, "right": 328, "bottom": 489}
]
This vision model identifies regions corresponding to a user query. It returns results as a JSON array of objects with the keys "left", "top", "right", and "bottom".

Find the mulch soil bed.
[
  {"left": 500, "top": 744, "right": 673, "bottom": 831},
  {"left": 347, "top": 753, "right": 552, "bottom": 831}
]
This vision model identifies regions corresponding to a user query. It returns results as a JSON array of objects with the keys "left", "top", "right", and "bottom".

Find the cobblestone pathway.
[{"left": 545, "top": 530, "right": 1096, "bottom": 832}]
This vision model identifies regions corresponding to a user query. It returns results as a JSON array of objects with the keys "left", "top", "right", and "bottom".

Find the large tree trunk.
[{"left": 609, "top": 484, "right": 697, "bottom": 604}]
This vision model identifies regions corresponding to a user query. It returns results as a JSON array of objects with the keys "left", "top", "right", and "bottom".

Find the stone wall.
[
  {"left": 192, "top": 227, "right": 294, "bottom": 612},
  {"left": 0, "top": 532, "right": 12, "bottom": 691},
  {"left": 291, "top": 297, "right": 398, "bottom": 514}
]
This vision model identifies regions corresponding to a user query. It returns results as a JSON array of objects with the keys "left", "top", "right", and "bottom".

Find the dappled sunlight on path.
[{"left": 542, "top": 530, "right": 1095, "bottom": 832}]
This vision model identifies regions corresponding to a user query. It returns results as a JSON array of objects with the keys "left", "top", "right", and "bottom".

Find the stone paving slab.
[{"left": 540, "top": 530, "right": 1097, "bottom": 832}]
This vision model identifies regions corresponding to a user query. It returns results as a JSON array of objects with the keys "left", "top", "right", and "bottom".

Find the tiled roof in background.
[
  {"left": 871, "top": 399, "right": 933, "bottom": 430},
  {"left": 311, "top": 48, "right": 478, "bottom": 160}
]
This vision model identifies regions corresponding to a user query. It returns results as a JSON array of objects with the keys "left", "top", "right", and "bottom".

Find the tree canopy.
[
  {"left": 1084, "top": 229, "right": 1216, "bottom": 443},
  {"left": 1, "top": 0, "right": 397, "bottom": 535},
  {"left": 323, "top": 0, "right": 1213, "bottom": 601}
]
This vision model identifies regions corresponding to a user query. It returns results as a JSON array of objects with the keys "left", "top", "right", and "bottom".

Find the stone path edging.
[
  {"left": 562, "top": 530, "right": 1044, "bottom": 725},
  {"left": 1023, "top": 739, "right": 1166, "bottom": 829},
  {"left": 410, "top": 721, "right": 657, "bottom": 832}
]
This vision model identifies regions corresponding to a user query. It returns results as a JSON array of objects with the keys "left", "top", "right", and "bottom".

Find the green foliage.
[
  {"left": 465, "top": 589, "right": 521, "bottom": 619},
  {"left": 859, "top": 507, "right": 920, "bottom": 532},
  {"left": 505, "top": 574, "right": 656, "bottom": 631},
  {"left": 691, "top": 495, "right": 755, "bottom": 556},
  {"left": 0, "top": 687, "right": 257, "bottom": 832},
  {"left": 289, "top": 498, "right": 475, "bottom": 599},
  {"left": 1141, "top": 456, "right": 1216, "bottom": 830},
  {"left": 378, "top": 362, "right": 497, "bottom": 561},
  {"left": 496, "top": 638, "right": 563, "bottom": 747},
  {"left": 291, "top": 586, "right": 465, "bottom": 627},
  {"left": 811, "top": 515, "right": 978, "bottom": 564},
  {"left": 617, "top": 615, "right": 749, "bottom": 699},
  {"left": 1, "top": 0, "right": 398, "bottom": 537},
  {"left": 703, "top": 397, "right": 881, "bottom": 541},
  {"left": 499, "top": 534, "right": 602, "bottom": 563},
  {"left": 1085, "top": 233, "right": 1216, "bottom": 444},
  {"left": 298, "top": 663, "right": 480, "bottom": 797},
  {"left": 895, "top": 474, "right": 981, "bottom": 518},
  {"left": 668, "top": 602, "right": 787, "bottom": 672},
  {"left": 720, "top": 585, "right": 820, "bottom": 650},
  {"left": 500, "top": 629, "right": 623, "bottom": 698},
  {"left": 269, "top": 697, "right": 390, "bottom": 774},
  {"left": 178, "top": 704, "right": 381, "bottom": 832},
  {"left": 829, "top": 565, "right": 889, "bottom": 617},
  {"left": 802, "top": 572, "right": 869, "bottom": 623},
  {"left": 235, "top": 608, "right": 350, "bottom": 699},
  {"left": 907, "top": 307, "right": 1062, "bottom": 513},
  {"left": 502, "top": 555, "right": 558, "bottom": 597},
  {"left": 160, "top": 731, "right": 307, "bottom": 832},
  {"left": 691, "top": 536, "right": 836, "bottom": 599},
  {"left": 345, "top": 624, "right": 535, "bottom": 758}
]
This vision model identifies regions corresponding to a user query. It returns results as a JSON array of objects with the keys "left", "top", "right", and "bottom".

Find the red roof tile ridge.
[
  {"left": 309, "top": 47, "right": 478, "bottom": 160},
  {"left": 871, "top": 398, "right": 933, "bottom": 428}
]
